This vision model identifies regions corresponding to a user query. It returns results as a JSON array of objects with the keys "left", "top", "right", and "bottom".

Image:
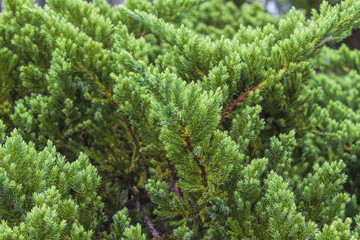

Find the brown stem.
[
  {"left": 183, "top": 129, "right": 208, "bottom": 189},
  {"left": 156, "top": 156, "right": 184, "bottom": 203},
  {"left": 351, "top": 173, "right": 359, "bottom": 198},
  {"left": 121, "top": 115, "right": 150, "bottom": 178},
  {"left": 166, "top": 157, "right": 184, "bottom": 203},
  {"left": 135, "top": 30, "right": 152, "bottom": 39},
  {"left": 130, "top": 186, "right": 161, "bottom": 239},
  {"left": 121, "top": 115, "right": 143, "bottom": 160},
  {"left": 140, "top": 208, "right": 161, "bottom": 239},
  {"left": 135, "top": 32, "right": 146, "bottom": 39},
  {"left": 218, "top": 82, "right": 264, "bottom": 126},
  {"left": 344, "top": 145, "right": 352, "bottom": 152},
  {"left": 187, "top": 202, "right": 208, "bottom": 219}
]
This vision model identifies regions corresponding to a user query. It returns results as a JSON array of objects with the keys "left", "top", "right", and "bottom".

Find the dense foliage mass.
[
  {"left": 275, "top": 0, "right": 341, "bottom": 12},
  {"left": 0, "top": 0, "right": 360, "bottom": 239}
]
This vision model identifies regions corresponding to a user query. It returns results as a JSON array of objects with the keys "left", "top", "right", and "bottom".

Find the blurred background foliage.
[
  {"left": 11, "top": 0, "right": 357, "bottom": 49},
  {"left": 0, "top": 0, "right": 344, "bottom": 13},
  {"left": 271, "top": 0, "right": 340, "bottom": 12}
]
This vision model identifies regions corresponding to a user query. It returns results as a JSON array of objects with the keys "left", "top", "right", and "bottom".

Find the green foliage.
[
  {"left": 275, "top": 0, "right": 341, "bottom": 13},
  {"left": 105, "top": 208, "right": 146, "bottom": 240},
  {"left": 0, "top": 121, "right": 143, "bottom": 239},
  {"left": 0, "top": 122, "right": 102, "bottom": 239},
  {"left": 300, "top": 43, "right": 360, "bottom": 218},
  {"left": 180, "top": 1, "right": 276, "bottom": 39},
  {"left": 0, "top": 0, "right": 360, "bottom": 238},
  {"left": 173, "top": 225, "right": 193, "bottom": 240}
]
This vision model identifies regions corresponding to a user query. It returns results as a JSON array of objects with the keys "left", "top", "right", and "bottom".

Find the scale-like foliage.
[
  {"left": 1, "top": 0, "right": 360, "bottom": 238},
  {"left": 0, "top": 120, "right": 144, "bottom": 239}
]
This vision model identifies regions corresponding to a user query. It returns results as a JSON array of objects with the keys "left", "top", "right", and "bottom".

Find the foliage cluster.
[{"left": 0, "top": 0, "right": 360, "bottom": 239}]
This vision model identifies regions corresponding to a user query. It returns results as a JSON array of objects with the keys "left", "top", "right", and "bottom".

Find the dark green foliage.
[
  {"left": 301, "top": 44, "right": 360, "bottom": 218},
  {"left": 0, "top": 0, "right": 360, "bottom": 238},
  {"left": 276, "top": 0, "right": 341, "bottom": 13}
]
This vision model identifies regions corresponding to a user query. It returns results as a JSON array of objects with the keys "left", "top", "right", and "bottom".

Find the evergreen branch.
[
  {"left": 111, "top": 101, "right": 150, "bottom": 178},
  {"left": 301, "top": 35, "right": 339, "bottom": 60},
  {"left": 183, "top": 129, "right": 208, "bottom": 189},
  {"left": 77, "top": 62, "right": 149, "bottom": 177},
  {"left": 219, "top": 81, "right": 264, "bottom": 125}
]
